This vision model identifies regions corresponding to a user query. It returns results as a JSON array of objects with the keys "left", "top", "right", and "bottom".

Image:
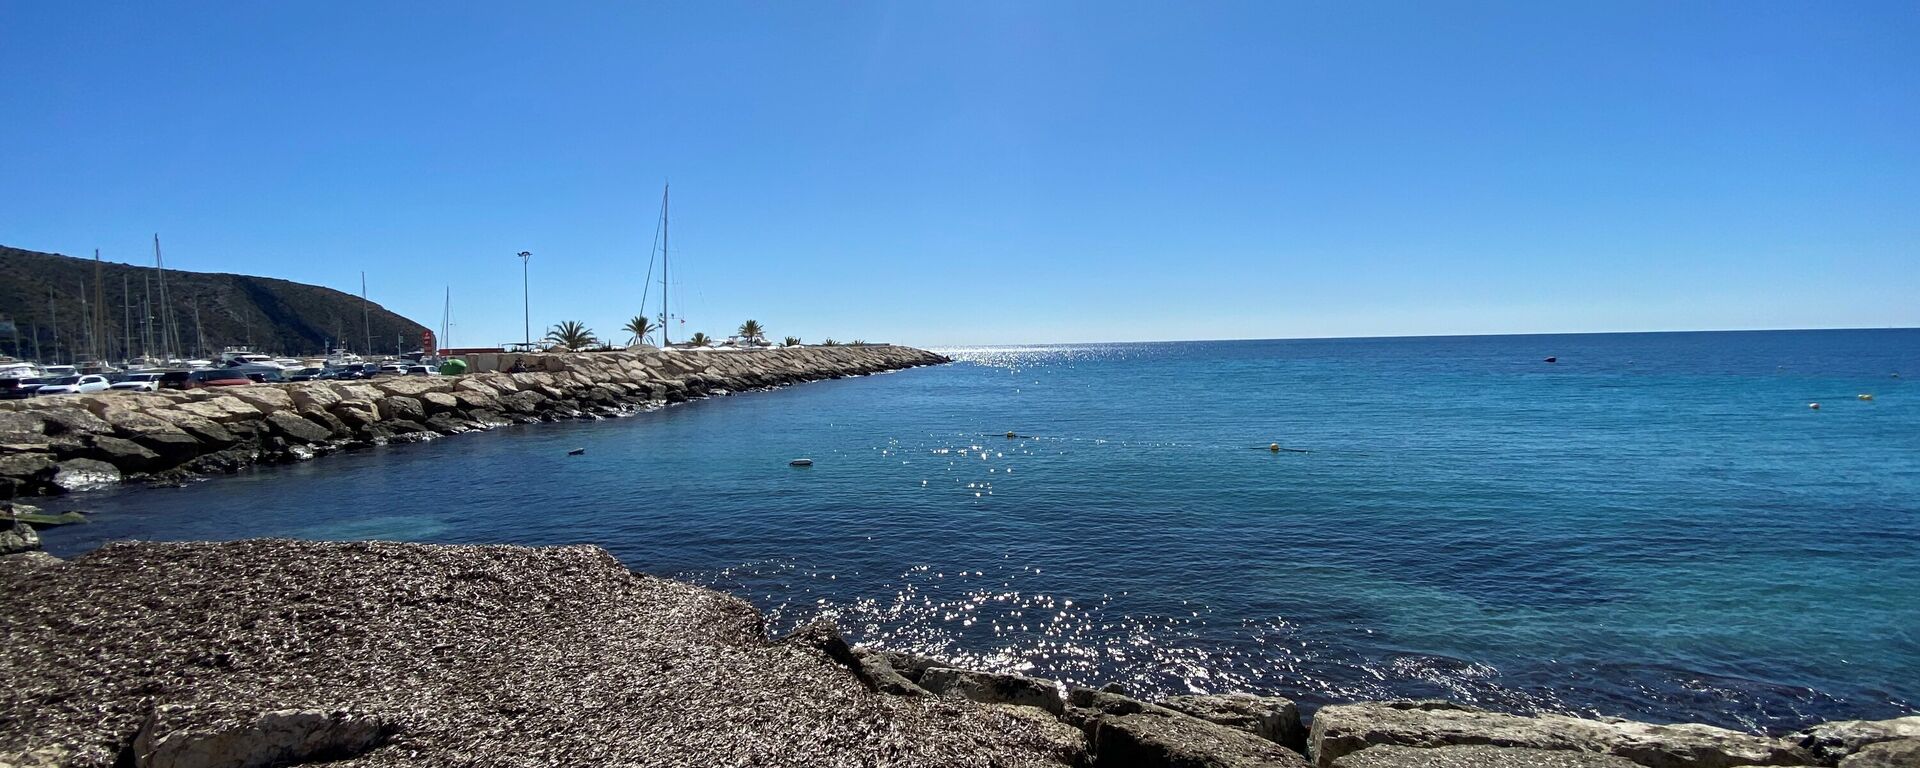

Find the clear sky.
[{"left": 3, "top": 2, "right": 1915, "bottom": 347}]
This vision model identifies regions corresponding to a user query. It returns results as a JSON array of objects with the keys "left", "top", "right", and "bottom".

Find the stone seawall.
[{"left": 0, "top": 345, "right": 948, "bottom": 497}]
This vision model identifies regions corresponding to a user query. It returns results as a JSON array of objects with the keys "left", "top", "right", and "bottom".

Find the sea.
[{"left": 35, "top": 329, "right": 1920, "bottom": 732}]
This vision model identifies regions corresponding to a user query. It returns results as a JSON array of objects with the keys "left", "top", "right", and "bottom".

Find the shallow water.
[{"left": 38, "top": 330, "right": 1920, "bottom": 731}]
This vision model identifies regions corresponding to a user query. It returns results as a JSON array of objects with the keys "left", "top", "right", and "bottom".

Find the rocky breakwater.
[
  {"left": 6, "top": 539, "right": 1915, "bottom": 768},
  {"left": 0, "top": 345, "right": 947, "bottom": 496}
]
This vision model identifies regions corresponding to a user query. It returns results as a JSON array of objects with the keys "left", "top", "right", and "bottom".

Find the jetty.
[{"left": 0, "top": 345, "right": 948, "bottom": 496}]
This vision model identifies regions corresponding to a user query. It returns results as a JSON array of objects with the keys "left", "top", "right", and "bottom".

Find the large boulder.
[
  {"left": 228, "top": 386, "right": 294, "bottom": 415},
  {"left": 1094, "top": 710, "right": 1312, "bottom": 767},
  {"left": 133, "top": 432, "right": 208, "bottom": 466},
  {"left": 132, "top": 704, "right": 393, "bottom": 768},
  {"left": 1794, "top": 717, "right": 1920, "bottom": 766},
  {"left": 1161, "top": 693, "right": 1307, "bottom": 753},
  {"left": 1308, "top": 702, "right": 1808, "bottom": 768},
  {"left": 373, "top": 377, "right": 448, "bottom": 399},
  {"left": 174, "top": 397, "right": 262, "bottom": 425},
  {"left": 34, "top": 406, "right": 113, "bottom": 436},
  {"left": 451, "top": 390, "right": 501, "bottom": 412},
  {"left": 847, "top": 648, "right": 931, "bottom": 697},
  {"left": 1839, "top": 740, "right": 1920, "bottom": 768},
  {"left": 0, "top": 453, "right": 59, "bottom": 495},
  {"left": 53, "top": 458, "right": 122, "bottom": 492},
  {"left": 265, "top": 412, "right": 336, "bottom": 444},
  {"left": 376, "top": 396, "right": 426, "bottom": 423},
  {"left": 1332, "top": 745, "right": 1643, "bottom": 768},
  {"left": 101, "top": 407, "right": 188, "bottom": 440},
  {"left": 0, "top": 411, "right": 47, "bottom": 434},
  {"left": 288, "top": 384, "right": 342, "bottom": 413},
  {"left": 330, "top": 401, "right": 381, "bottom": 430},
  {"left": 420, "top": 392, "right": 460, "bottom": 414},
  {"left": 918, "top": 667, "right": 1063, "bottom": 716},
  {"left": 84, "top": 435, "right": 166, "bottom": 472}
]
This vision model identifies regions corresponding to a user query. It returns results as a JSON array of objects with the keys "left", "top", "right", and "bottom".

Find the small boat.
[
  {"left": 789, "top": 458, "right": 813, "bottom": 467},
  {"left": 567, "top": 448, "right": 586, "bottom": 456},
  {"left": 1544, "top": 356, "right": 1558, "bottom": 363}
]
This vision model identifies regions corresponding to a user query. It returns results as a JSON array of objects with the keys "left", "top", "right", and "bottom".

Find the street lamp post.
[{"left": 516, "top": 251, "right": 531, "bottom": 347}]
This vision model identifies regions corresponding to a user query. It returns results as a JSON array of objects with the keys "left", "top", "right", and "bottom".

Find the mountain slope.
[{"left": 0, "top": 245, "right": 429, "bottom": 361}]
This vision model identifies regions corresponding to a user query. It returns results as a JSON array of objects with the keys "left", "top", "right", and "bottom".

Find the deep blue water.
[{"left": 36, "top": 330, "right": 1920, "bottom": 732}]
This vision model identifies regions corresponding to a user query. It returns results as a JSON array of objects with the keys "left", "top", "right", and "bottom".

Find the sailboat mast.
[
  {"left": 661, "top": 183, "right": 670, "bottom": 346},
  {"left": 442, "top": 286, "right": 451, "bottom": 351},
  {"left": 153, "top": 234, "right": 176, "bottom": 362},
  {"left": 361, "top": 272, "right": 371, "bottom": 354},
  {"left": 122, "top": 274, "right": 132, "bottom": 364}
]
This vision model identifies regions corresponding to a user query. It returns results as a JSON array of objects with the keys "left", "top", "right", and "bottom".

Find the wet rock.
[
  {"left": 0, "top": 411, "right": 48, "bottom": 434},
  {"left": 1796, "top": 717, "right": 1920, "bottom": 766},
  {"left": 166, "top": 414, "right": 239, "bottom": 447},
  {"left": 451, "top": 390, "right": 501, "bottom": 412},
  {"left": 920, "top": 667, "right": 1064, "bottom": 716},
  {"left": 1332, "top": 744, "right": 1643, "bottom": 768},
  {"left": 0, "top": 452, "right": 59, "bottom": 495},
  {"left": 499, "top": 390, "right": 549, "bottom": 413},
  {"left": 330, "top": 401, "right": 380, "bottom": 430},
  {"left": 1094, "top": 710, "right": 1311, "bottom": 767},
  {"left": 265, "top": 411, "right": 335, "bottom": 444},
  {"left": 423, "top": 412, "right": 471, "bottom": 434},
  {"left": 1161, "top": 693, "right": 1307, "bottom": 753},
  {"left": 132, "top": 704, "right": 394, "bottom": 768},
  {"left": 1308, "top": 701, "right": 1808, "bottom": 768},
  {"left": 53, "top": 457, "right": 122, "bottom": 491},
  {"left": 848, "top": 648, "right": 931, "bottom": 696},
  {"left": 420, "top": 391, "right": 460, "bottom": 413},
  {"left": 0, "top": 519, "right": 39, "bottom": 555},
  {"left": 1838, "top": 740, "right": 1920, "bottom": 768},
  {"left": 130, "top": 431, "right": 205, "bottom": 467}
]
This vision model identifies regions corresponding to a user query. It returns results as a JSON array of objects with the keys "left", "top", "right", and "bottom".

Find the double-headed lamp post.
[{"left": 516, "top": 251, "right": 532, "bottom": 347}]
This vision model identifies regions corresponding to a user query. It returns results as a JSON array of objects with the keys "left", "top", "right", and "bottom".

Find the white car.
[
  {"left": 36, "top": 374, "right": 111, "bottom": 395},
  {"left": 109, "top": 373, "right": 164, "bottom": 392}
]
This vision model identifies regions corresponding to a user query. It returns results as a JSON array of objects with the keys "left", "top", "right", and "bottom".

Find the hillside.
[{"left": 0, "top": 245, "right": 429, "bottom": 361}]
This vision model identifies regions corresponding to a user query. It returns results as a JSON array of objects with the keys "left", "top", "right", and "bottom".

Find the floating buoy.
[
  {"left": 1005, "top": 431, "right": 1017, "bottom": 439},
  {"left": 1858, "top": 394, "right": 1873, "bottom": 401},
  {"left": 789, "top": 458, "right": 814, "bottom": 467},
  {"left": 1808, "top": 403, "right": 1821, "bottom": 410},
  {"left": 567, "top": 448, "right": 586, "bottom": 456},
  {"left": 1269, "top": 443, "right": 1281, "bottom": 453},
  {"left": 1544, "top": 356, "right": 1557, "bottom": 363}
]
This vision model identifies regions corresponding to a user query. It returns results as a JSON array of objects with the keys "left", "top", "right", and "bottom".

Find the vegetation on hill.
[{"left": 0, "top": 244, "right": 429, "bottom": 361}]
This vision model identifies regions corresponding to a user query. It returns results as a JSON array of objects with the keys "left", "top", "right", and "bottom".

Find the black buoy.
[
  {"left": 1544, "top": 356, "right": 1558, "bottom": 363},
  {"left": 567, "top": 448, "right": 586, "bottom": 456}
]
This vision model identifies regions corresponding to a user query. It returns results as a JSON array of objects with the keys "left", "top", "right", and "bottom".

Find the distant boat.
[{"left": 1544, "top": 356, "right": 1558, "bottom": 363}]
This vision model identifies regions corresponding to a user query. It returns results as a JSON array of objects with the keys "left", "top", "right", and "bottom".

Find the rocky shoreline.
[
  {"left": 0, "top": 345, "right": 948, "bottom": 497},
  {"left": 1, "top": 538, "right": 1913, "bottom": 768}
]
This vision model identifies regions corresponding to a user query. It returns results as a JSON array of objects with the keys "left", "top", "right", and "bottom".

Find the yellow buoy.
[
  {"left": 1858, "top": 394, "right": 1873, "bottom": 401},
  {"left": 1809, "top": 403, "right": 1821, "bottom": 410},
  {"left": 1005, "top": 431, "right": 1017, "bottom": 438},
  {"left": 1269, "top": 443, "right": 1281, "bottom": 452}
]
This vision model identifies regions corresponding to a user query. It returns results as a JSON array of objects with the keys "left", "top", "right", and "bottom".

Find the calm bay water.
[{"left": 37, "top": 330, "right": 1920, "bottom": 731}]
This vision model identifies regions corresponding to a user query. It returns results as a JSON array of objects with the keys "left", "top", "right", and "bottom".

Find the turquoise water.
[{"left": 38, "top": 330, "right": 1920, "bottom": 731}]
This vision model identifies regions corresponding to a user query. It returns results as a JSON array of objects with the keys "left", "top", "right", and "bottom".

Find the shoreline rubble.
[
  {"left": 0, "top": 345, "right": 948, "bottom": 497},
  {"left": 3, "top": 539, "right": 1914, "bottom": 768}
]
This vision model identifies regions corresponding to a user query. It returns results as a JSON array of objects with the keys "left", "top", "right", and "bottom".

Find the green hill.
[{"left": 0, "top": 245, "right": 430, "bottom": 362}]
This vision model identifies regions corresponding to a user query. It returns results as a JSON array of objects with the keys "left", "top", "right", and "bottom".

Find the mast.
[
  {"left": 361, "top": 272, "right": 371, "bottom": 354},
  {"left": 93, "top": 250, "right": 105, "bottom": 360},
  {"left": 48, "top": 287, "right": 58, "bottom": 362},
  {"left": 122, "top": 274, "right": 132, "bottom": 364},
  {"left": 193, "top": 301, "right": 205, "bottom": 359},
  {"left": 442, "top": 286, "right": 451, "bottom": 351},
  {"left": 78, "top": 280, "right": 91, "bottom": 361},
  {"left": 661, "top": 183, "right": 670, "bottom": 346},
  {"left": 153, "top": 234, "right": 176, "bottom": 361}
]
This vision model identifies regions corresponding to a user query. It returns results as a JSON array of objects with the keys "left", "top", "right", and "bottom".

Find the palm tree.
[
  {"left": 687, "top": 331, "right": 712, "bottom": 347},
  {"left": 821, "top": 338, "right": 839, "bottom": 346},
  {"left": 737, "top": 319, "right": 765, "bottom": 345},
  {"left": 622, "top": 315, "right": 656, "bottom": 345},
  {"left": 782, "top": 336, "right": 801, "bottom": 347},
  {"left": 545, "top": 321, "right": 596, "bottom": 350},
  {"left": 850, "top": 339, "right": 866, "bottom": 346}
]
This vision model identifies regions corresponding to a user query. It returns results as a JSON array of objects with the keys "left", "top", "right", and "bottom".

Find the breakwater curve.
[{"left": 0, "top": 345, "right": 948, "bottom": 496}]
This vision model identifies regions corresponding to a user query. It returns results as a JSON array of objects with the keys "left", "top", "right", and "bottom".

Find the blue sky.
[{"left": 3, "top": 2, "right": 1915, "bottom": 346}]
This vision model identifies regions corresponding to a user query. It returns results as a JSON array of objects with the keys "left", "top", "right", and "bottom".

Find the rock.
[
  {"left": 848, "top": 648, "right": 931, "bottom": 697},
  {"left": 0, "top": 744, "right": 71, "bottom": 767},
  {"left": 781, "top": 619, "right": 859, "bottom": 667},
  {"left": 421, "top": 391, "right": 460, "bottom": 413},
  {"left": 499, "top": 390, "right": 549, "bottom": 413},
  {"left": 265, "top": 411, "right": 335, "bottom": 444},
  {"left": 1161, "top": 693, "right": 1307, "bottom": 753},
  {"left": 134, "top": 432, "right": 208, "bottom": 466},
  {"left": 0, "top": 519, "right": 40, "bottom": 555},
  {"left": 877, "top": 650, "right": 947, "bottom": 683},
  {"left": 0, "top": 452, "right": 59, "bottom": 495},
  {"left": 919, "top": 667, "right": 1064, "bottom": 716},
  {"left": 0, "top": 411, "right": 47, "bottom": 434},
  {"left": 1796, "top": 717, "right": 1920, "bottom": 765},
  {"left": 1308, "top": 701, "right": 1808, "bottom": 768},
  {"left": 133, "top": 704, "right": 393, "bottom": 768},
  {"left": 331, "top": 401, "right": 380, "bottom": 430},
  {"left": 228, "top": 386, "right": 294, "bottom": 415},
  {"left": 423, "top": 412, "right": 471, "bottom": 435},
  {"left": 164, "top": 414, "right": 239, "bottom": 447},
  {"left": 374, "top": 377, "right": 449, "bottom": 398},
  {"left": 1838, "top": 740, "right": 1920, "bottom": 768},
  {"left": 1094, "top": 710, "right": 1312, "bottom": 767},
  {"left": 451, "top": 390, "right": 501, "bottom": 412},
  {"left": 85, "top": 435, "right": 166, "bottom": 472},
  {"left": 53, "top": 458, "right": 122, "bottom": 491},
  {"left": 34, "top": 406, "right": 113, "bottom": 436},
  {"left": 289, "top": 385, "right": 342, "bottom": 413},
  {"left": 174, "top": 396, "right": 263, "bottom": 424},
  {"left": 1332, "top": 745, "right": 1643, "bottom": 768},
  {"left": 377, "top": 395, "right": 426, "bottom": 423}
]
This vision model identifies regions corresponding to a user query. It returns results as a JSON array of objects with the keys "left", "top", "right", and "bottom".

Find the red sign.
[{"left": 422, "top": 330, "right": 437, "bottom": 355}]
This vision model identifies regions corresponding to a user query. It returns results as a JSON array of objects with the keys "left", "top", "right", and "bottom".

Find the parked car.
[
  {"left": 0, "top": 378, "right": 45, "bottom": 399},
  {"left": 245, "top": 370, "right": 287, "bottom": 383},
  {"left": 191, "top": 369, "right": 254, "bottom": 387},
  {"left": 36, "top": 374, "right": 112, "bottom": 395},
  {"left": 404, "top": 365, "right": 435, "bottom": 376},
  {"left": 157, "top": 370, "right": 198, "bottom": 390},
  {"left": 374, "top": 363, "right": 407, "bottom": 377},
  {"left": 286, "top": 366, "right": 325, "bottom": 381},
  {"left": 108, "top": 373, "right": 164, "bottom": 392}
]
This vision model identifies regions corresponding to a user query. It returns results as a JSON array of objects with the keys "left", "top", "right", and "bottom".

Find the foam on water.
[{"left": 39, "top": 329, "right": 1920, "bottom": 730}]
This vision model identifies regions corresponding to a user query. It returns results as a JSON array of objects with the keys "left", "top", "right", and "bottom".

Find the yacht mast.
[{"left": 661, "top": 183, "right": 670, "bottom": 346}]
